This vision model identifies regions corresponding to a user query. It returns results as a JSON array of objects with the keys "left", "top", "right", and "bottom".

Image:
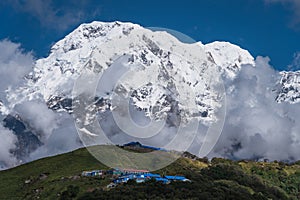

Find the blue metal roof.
[
  {"left": 136, "top": 174, "right": 145, "bottom": 178},
  {"left": 144, "top": 173, "right": 161, "bottom": 178},
  {"left": 119, "top": 174, "right": 135, "bottom": 179},
  {"left": 165, "top": 176, "right": 186, "bottom": 180}
]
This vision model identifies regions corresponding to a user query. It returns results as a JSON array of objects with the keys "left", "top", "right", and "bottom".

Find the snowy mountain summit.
[{"left": 9, "top": 21, "right": 255, "bottom": 124}]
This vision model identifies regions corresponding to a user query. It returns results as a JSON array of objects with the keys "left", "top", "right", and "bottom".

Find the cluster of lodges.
[{"left": 82, "top": 168, "right": 191, "bottom": 186}]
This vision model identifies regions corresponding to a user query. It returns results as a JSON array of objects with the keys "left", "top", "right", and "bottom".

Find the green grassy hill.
[{"left": 0, "top": 146, "right": 299, "bottom": 200}]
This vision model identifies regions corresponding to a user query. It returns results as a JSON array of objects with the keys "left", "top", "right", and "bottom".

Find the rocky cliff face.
[{"left": 276, "top": 71, "right": 300, "bottom": 104}]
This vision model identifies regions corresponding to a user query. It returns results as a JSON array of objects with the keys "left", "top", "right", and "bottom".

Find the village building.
[
  {"left": 122, "top": 168, "right": 150, "bottom": 175},
  {"left": 81, "top": 170, "right": 103, "bottom": 177},
  {"left": 164, "top": 175, "right": 191, "bottom": 182}
]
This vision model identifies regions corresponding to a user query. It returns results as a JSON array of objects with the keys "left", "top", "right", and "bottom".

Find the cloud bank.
[
  {"left": 0, "top": 124, "right": 17, "bottom": 169},
  {"left": 0, "top": 39, "right": 81, "bottom": 169},
  {"left": 0, "top": 40, "right": 34, "bottom": 168},
  {"left": 208, "top": 56, "right": 300, "bottom": 161},
  {"left": 0, "top": 39, "right": 34, "bottom": 101},
  {"left": 14, "top": 100, "right": 58, "bottom": 142}
]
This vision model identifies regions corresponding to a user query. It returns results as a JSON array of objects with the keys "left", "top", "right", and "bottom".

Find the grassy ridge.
[
  {"left": 0, "top": 148, "right": 108, "bottom": 199},
  {"left": 0, "top": 147, "right": 299, "bottom": 199}
]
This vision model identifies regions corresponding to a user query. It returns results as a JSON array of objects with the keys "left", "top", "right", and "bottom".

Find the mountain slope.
[
  {"left": 0, "top": 21, "right": 300, "bottom": 170},
  {"left": 0, "top": 146, "right": 299, "bottom": 200}
]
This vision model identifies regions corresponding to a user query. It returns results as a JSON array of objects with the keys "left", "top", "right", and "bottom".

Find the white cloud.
[
  {"left": 0, "top": 39, "right": 33, "bottom": 169},
  {"left": 209, "top": 56, "right": 300, "bottom": 161},
  {"left": 0, "top": 124, "right": 17, "bottom": 169},
  {"left": 0, "top": 39, "right": 82, "bottom": 169},
  {"left": 0, "top": 39, "right": 34, "bottom": 105},
  {"left": 29, "top": 113, "right": 81, "bottom": 161},
  {"left": 14, "top": 100, "right": 58, "bottom": 142},
  {"left": 265, "top": 0, "right": 300, "bottom": 28}
]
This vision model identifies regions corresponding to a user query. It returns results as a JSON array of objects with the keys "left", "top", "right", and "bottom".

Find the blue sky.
[{"left": 0, "top": 0, "right": 299, "bottom": 70}]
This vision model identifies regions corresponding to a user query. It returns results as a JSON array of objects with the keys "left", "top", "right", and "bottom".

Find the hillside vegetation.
[{"left": 0, "top": 146, "right": 299, "bottom": 200}]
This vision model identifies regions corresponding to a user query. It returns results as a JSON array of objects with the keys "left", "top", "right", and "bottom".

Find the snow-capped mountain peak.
[
  {"left": 203, "top": 41, "right": 255, "bottom": 79},
  {"left": 6, "top": 21, "right": 255, "bottom": 124}
]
